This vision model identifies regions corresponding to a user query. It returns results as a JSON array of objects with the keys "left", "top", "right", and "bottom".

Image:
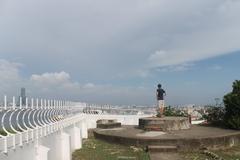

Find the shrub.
[
  {"left": 160, "top": 106, "right": 188, "bottom": 117},
  {"left": 203, "top": 106, "right": 225, "bottom": 126},
  {"left": 224, "top": 80, "right": 240, "bottom": 129}
]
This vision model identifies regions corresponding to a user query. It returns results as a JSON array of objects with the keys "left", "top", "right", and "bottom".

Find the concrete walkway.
[{"left": 150, "top": 153, "right": 182, "bottom": 160}]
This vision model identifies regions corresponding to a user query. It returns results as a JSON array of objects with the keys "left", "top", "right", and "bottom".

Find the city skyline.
[{"left": 0, "top": 0, "right": 240, "bottom": 105}]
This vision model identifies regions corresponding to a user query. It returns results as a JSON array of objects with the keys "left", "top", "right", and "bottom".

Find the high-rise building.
[{"left": 20, "top": 87, "right": 26, "bottom": 106}]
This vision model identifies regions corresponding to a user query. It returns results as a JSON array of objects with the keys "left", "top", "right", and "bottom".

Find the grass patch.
[
  {"left": 181, "top": 145, "right": 240, "bottom": 160},
  {"left": 181, "top": 152, "right": 216, "bottom": 160},
  {"left": 72, "top": 138, "right": 150, "bottom": 160},
  {"left": 214, "top": 145, "right": 240, "bottom": 160}
]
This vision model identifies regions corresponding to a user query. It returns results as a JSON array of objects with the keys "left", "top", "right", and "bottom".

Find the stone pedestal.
[{"left": 139, "top": 117, "right": 190, "bottom": 131}]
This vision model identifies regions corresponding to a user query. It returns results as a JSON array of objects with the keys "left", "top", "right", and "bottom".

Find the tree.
[
  {"left": 224, "top": 80, "right": 240, "bottom": 129},
  {"left": 203, "top": 106, "right": 225, "bottom": 125}
]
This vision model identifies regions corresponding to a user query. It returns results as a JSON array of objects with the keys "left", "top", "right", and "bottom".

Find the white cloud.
[
  {"left": 83, "top": 83, "right": 96, "bottom": 89},
  {"left": 30, "top": 71, "right": 82, "bottom": 95},
  {"left": 156, "top": 63, "right": 194, "bottom": 72},
  {"left": 0, "top": 0, "right": 239, "bottom": 104},
  {"left": 144, "top": 0, "right": 240, "bottom": 70},
  {"left": 0, "top": 59, "right": 22, "bottom": 80},
  {"left": 0, "top": 59, "right": 23, "bottom": 95},
  {"left": 148, "top": 50, "right": 168, "bottom": 68},
  {"left": 0, "top": 59, "right": 229, "bottom": 105},
  {"left": 28, "top": 71, "right": 151, "bottom": 105},
  {"left": 0, "top": 0, "right": 240, "bottom": 78},
  {"left": 31, "top": 71, "right": 71, "bottom": 85}
]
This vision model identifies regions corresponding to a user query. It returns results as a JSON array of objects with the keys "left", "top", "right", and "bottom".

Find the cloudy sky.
[{"left": 0, "top": 0, "right": 240, "bottom": 106}]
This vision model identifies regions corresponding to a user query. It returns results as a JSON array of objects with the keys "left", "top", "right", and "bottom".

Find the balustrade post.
[
  {"left": 26, "top": 97, "right": 28, "bottom": 109},
  {"left": 48, "top": 100, "right": 50, "bottom": 109},
  {"left": 19, "top": 132, "right": 23, "bottom": 146},
  {"left": 35, "top": 144, "right": 50, "bottom": 160},
  {"left": 20, "top": 97, "right": 22, "bottom": 109},
  {"left": 80, "top": 119, "right": 88, "bottom": 139},
  {"left": 54, "top": 100, "right": 56, "bottom": 109},
  {"left": 44, "top": 126, "right": 47, "bottom": 137},
  {"left": 40, "top": 127, "right": 43, "bottom": 138},
  {"left": 31, "top": 98, "right": 34, "bottom": 109},
  {"left": 13, "top": 135, "right": 16, "bottom": 149},
  {"left": 36, "top": 98, "right": 39, "bottom": 109},
  {"left": 69, "top": 125, "right": 82, "bottom": 151},
  {"left": 12, "top": 96, "right": 16, "bottom": 110},
  {"left": 51, "top": 100, "right": 53, "bottom": 109},
  {"left": 31, "top": 129, "right": 34, "bottom": 142},
  {"left": 41, "top": 99, "right": 43, "bottom": 109},
  {"left": 26, "top": 130, "right": 29, "bottom": 144},
  {"left": 3, "top": 137, "right": 7, "bottom": 154},
  {"left": 4, "top": 95, "right": 7, "bottom": 110},
  {"left": 44, "top": 99, "right": 47, "bottom": 110}
]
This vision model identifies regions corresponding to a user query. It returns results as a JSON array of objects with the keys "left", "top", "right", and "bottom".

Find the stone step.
[
  {"left": 147, "top": 145, "right": 178, "bottom": 152},
  {"left": 150, "top": 153, "right": 181, "bottom": 160}
]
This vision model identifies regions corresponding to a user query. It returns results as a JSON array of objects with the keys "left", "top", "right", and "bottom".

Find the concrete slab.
[
  {"left": 99, "top": 128, "right": 124, "bottom": 131},
  {"left": 150, "top": 153, "right": 182, "bottom": 160},
  {"left": 93, "top": 125, "right": 240, "bottom": 151},
  {"left": 136, "top": 131, "right": 165, "bottom": 137}
]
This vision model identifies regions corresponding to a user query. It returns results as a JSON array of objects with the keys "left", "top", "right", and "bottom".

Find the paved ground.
[
  {"left": 150, "top": 153, "right": 182, "bottom": 160},
  {"left": 136, "top": 131, "right": 166, "bottom": 137}
]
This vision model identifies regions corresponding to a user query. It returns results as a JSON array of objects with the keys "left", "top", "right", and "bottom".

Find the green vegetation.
[
  {"left": 72, "top": 138, "right": 150, "bottom": 160},
  {"left": 181, "top": 144, "right": 240, "bottom": 160},
  {"left": 224, "top": 80, "right": 240, "bottom": 129},
  {"left": 161, "top": 106, "right": 188, "bottom": 117},
  {"left": 181, "top": 152, "right": 213, "bottom": 160},
  {"left": 203, "top": 106, "right": 225, "bottom": 127},
  {"left": 203, "top": 80, "right": 240, "bottom": 130},
  {"left": 0, "top": 128, "right": 18, "bottom": 136},
  {"left": 0, "top": 130, "right": 7, "bottom": 136}
]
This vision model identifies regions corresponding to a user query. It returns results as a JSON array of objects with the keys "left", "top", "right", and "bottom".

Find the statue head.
[{"left": 158, "top": 84, "right": 162, "bottom": 88}]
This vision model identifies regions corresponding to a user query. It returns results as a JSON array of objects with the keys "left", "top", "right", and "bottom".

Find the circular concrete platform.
[
  {"left": 139, "top": 117, "right": 190, "bottom": 131},
  {"left": 93, "top": 125, "right": 240, "bottom": 151}
]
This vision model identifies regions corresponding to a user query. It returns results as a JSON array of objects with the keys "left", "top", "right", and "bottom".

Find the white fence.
[{"left": 0, "top": 95, "right": 151, "bottom": 160}]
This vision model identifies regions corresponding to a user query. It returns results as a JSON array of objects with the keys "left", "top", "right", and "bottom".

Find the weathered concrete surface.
[
  {"left": 150, "top": 153, "right": 182, "bottom": 160},
  {"left": 96, "top": 119, "right": 121, "bottom": 129},
  {"left": 139, "top": 117, "right": 190, "bottom": 131},
  {"left": 136, "top": 131, "right": 165, "bottom": 137},
  {"left": 94, "top": 125, "right": 240, "bottom": 151},
  {"left": 147, "top": 145, "right": 178, "bottom": 152}
]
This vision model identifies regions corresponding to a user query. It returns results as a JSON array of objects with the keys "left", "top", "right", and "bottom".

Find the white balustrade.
[{"left": 0, "top": 94, "right": 149, "bottom": 160}]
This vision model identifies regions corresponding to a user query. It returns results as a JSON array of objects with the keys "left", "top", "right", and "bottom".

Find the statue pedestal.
[{"left": 139, "top": 117, "right": 190, "bottom": 131}]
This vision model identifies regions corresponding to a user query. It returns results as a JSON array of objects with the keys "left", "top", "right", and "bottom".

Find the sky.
[{"left": 0, "top": 0, "right": 240, "bottom": 106}]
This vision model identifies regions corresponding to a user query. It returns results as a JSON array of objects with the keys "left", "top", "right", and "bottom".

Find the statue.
[{"left": 156, "top": 84, "right": 166, "bottom": 117}]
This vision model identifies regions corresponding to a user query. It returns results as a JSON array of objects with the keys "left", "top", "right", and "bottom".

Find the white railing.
[
  {"left": 0, "top": 95, "right": 152, "bottom": 155},
  {"left": 0, "top": 95, "right": 84, "bottom": 154}
]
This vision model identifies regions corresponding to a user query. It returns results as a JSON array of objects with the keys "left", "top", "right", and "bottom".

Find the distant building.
[
  {"left": 20, "top": 87, "right": 26, "bottom": 106},
  {"left": 190, "top": 110, "right": 203, "bottom": 121}
]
